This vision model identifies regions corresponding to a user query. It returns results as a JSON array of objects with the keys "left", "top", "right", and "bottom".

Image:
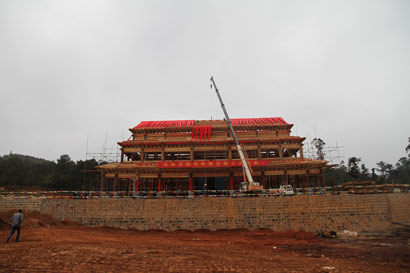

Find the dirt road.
[{"left": 0, "top": 211, "right": 409, "bottom": 272}]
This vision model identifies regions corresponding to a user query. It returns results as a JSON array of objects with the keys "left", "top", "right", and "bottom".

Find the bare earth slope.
[{"left": 0, "top": 211, "right": 409, "bottom": 272}]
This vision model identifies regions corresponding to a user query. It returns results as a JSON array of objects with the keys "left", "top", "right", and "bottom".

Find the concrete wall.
[{"left": 1, "top": 193, "right": 409, "bottom": 232}]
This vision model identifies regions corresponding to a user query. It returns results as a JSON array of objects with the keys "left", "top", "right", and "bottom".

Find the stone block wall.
[{"left": 1, "top": 193, "right": 409, "bottom": 232}]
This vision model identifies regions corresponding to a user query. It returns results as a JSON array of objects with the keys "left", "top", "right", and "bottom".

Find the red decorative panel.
[{"left": 157, "top": 160, "right": 270, "bottom": 169}]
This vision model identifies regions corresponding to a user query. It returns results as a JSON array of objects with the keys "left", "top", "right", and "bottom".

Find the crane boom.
[{"left": 210, "top": 77, "right": 262, "bottom": 191}]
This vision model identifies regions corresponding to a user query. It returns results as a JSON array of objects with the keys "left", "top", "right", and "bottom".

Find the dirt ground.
[{"left": 0, "top": 211, "right": 409, "bottom": 273}]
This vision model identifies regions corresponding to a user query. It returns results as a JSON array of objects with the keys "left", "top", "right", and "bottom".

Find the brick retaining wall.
[{"left": 1, "top": 194, "right": 409, "bottom": 232}]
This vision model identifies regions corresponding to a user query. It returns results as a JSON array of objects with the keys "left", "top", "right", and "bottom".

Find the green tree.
[
  {"left": 50, "top": 155, "right": 78, "bottom": 190},
  {"left": 312, "top": 138, "right": 326, "bottom": 160},
  {"left": 390, "top": 157, "right": 410, "bottom": 184},
  {"left": 375, "top": 161, "right": 393, "bottom": 184},
  {"left": 376, "top": 161, "right": 392, "bottom": 177},
  {"left": 76, "top": 159, "right": 100, "bottom": 190},
  {"left": 324, "top": 161, "right": 354, "bottom": 186},
  {"left": 371, "top": 168, "right": 378, "bottom": 181},
  {"left": 360, "top": 163, "right": 371, "bottom": 180},
  {"left": 347, "top": 157, "right": 361, "bottom": 180}
]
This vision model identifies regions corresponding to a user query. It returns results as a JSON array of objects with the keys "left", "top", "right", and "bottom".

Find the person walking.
[{"left": 6, "top": 210, "right": 24, "bottom": 243}]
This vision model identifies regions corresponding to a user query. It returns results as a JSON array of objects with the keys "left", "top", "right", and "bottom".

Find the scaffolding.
[
  {"left": 86, "top": 146, "right": 121, "bottom": 164},
  {"left": 303, "top": 136, "right": 344, "bottom": 165},
  {"left": 85, "top": 133, "right": 121, "bottom": 164}
]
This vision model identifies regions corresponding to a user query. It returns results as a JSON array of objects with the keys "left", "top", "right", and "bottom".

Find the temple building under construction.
[{"left": 97, "top": 117, "right": 327, "bottom": 192}]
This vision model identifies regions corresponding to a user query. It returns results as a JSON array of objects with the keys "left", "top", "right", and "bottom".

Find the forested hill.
[
  {"left": 0, "top": 154, "right": 101, "bottom": 190},
  {"left": 1, "top": 153, "right": 52, "bottom": 165}
]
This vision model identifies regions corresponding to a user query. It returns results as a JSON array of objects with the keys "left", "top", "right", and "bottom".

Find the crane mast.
[{"left": 210, "top": 77, "right": 262, "bottom": 191}]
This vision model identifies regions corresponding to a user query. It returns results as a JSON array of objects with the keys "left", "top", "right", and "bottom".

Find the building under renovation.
[{"left": 97, "top": 117, "right": 327, "bottom": 192}]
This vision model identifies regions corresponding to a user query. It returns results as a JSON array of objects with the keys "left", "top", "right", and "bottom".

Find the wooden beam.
[
  {"left": 161, "top": 172, "right": 190, "bottom": 178},
  {"left": 265, "top": 170, "right": 285, "bottom": 175},
  {"left": 287, "top": 169, "right": 307, "bottom": 175},
  {"left": 139, "top": 173, "right": 158, "bottom": 178}
]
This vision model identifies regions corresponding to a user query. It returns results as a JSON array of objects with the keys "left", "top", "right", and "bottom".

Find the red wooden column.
[
  {"left": 229, "top": 177, "right": 234, "bottom": 190},
  {"left": 158, "top": 178, "right": 161, "bottom": 192},
  {"left": 189, "top": 178, "right": 193, "bottom": 191}
]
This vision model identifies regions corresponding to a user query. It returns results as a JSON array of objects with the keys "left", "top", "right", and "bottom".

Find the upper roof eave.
[{"left": 129, "top": 117, "right": 293, "bottom": 132}]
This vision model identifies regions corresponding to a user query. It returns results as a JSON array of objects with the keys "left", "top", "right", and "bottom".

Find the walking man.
[{"left": 6, "top": 209, "right": 24, "bottom": 243}]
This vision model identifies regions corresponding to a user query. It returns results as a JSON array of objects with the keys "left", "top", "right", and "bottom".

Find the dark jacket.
[{"left": 11, "top": 212, "right": 24, "bottom": 227}]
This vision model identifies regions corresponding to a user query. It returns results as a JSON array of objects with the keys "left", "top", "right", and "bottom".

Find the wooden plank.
[
  {"left": 287, "top": 169, "right": 307, "bottom": 175},
  {"left": 282, "top": 144, "right": 301, "bottom": 149},
  {"left": 193, "top": 146, "right": 226, "bottom": 151},
  {"left": 258, "top": 131, "right": 276, "bottom": 136},
  {"left": 233, "top": 171, "right": 262, "bottom": 177},
  {"left": 260, "top": 144, "right": 280, "bottom": 149},
  {"left": 233, "top": 172, "right": 245, "bottom": 177},
  {"left": 166, "top": 136, "right": 191, "bottom": 141},
  {"left": 122, "top": 161, "right": 136, "bottom": 164},
  {"left": 104, "top": 173, "right": 115, "bottom": 178},
  {"left": 265, "top": 170, "right": 285, "bottom": 175},
  {"left": 139, "top": 173, "right": 158, "bottom": 178},
  {"left": 243, "top": 145, "right": 258, "bottom": 150},
  {"left": 193, "top": 172, "right": 229, "bottom": 178},
  {"left": 118, "top": 173, "right": 136, "bottom": 179},
  {"left": 278, "top": 131, "right": 290, "bottom": 136},
  {"left": 164, "top": 147, "right": 191, "bottom": 152},
  {"left": 123, "top": 148, "right": 142, "bottom": 153},
  {"left": 161, "top": 172, "right": 190, "bottom": 178},
  {"left": 144, "top": 148, "right": 162, "bottom": 152},
  {"left": 146, "top": 135, "right": 164, "bottom": 141},
  {"left": 309, "top": 169, "right": 321, "bottom": 175}
]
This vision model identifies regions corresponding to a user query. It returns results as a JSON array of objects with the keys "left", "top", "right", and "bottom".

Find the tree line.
[
  {"left": 0, "top": 138, "right": 409, "bottom": 190},
  {"left": 324, "top": 137, "right": 410, "bottom": 185},
  {"left": 0, "top": 154, "right": 102, "bottom": 190}
]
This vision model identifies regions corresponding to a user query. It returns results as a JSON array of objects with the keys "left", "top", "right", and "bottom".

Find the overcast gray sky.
[{"left": 1, "top": 0, "right": 409, "bottom": 169}]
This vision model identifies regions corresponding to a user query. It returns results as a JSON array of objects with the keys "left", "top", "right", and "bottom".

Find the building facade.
[{"left": 97, "top": 117, "right": 327, "bottom": 192}]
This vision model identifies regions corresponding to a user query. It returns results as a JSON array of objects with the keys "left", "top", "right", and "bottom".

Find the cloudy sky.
[{"left": 1, "top": 0, "right": 409, "bottom": 169}]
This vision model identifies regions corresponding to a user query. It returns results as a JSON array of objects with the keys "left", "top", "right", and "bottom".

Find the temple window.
[
  {"left": 144, "top": 152, "right": 162, "bottom": 161},
  {"left": 165, "top": 152, "right": 191, "bottom": 161},
  {"left": 261, "top": 149, "right": 279, "bottom": 158}
]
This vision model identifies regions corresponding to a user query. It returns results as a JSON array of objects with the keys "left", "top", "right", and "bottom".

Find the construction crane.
[{"left": 210, "top": 77, "right": 263, "bottom": 192}]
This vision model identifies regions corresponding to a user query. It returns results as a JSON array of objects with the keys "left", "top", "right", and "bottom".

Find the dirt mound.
[
  {"left": 0, "top": 218, "right": 9, "bottom": 230},
  {"left": 282, "top": 229, "right": 318, "bottom": 240},
  {"left": 0, "top": 210, "right": 79, "bottom": 230}
]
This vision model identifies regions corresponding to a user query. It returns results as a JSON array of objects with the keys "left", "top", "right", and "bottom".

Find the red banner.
[
  {"left": 157, "top": 160, "right": 270, "bottom": 169},
  {"left": 191, "top": 126, "right": 212, "bottom": 141},
  {"left": 134, "top": 159, "right": 308, "bottom": 169}
]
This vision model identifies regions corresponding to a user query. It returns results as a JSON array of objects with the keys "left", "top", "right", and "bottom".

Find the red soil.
[{"left": 0, "top": 211, "right": 409, "bottom": 272}]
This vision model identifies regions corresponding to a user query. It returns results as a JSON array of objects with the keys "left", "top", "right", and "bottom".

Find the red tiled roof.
[
  {"left": 132, "top": 117, "right": 289, "bottom": 129},
  {"left": 231, "top": 117, "right": 288, "bottom": 126},
  {"left": 133, "top": 120, "right": 195, "bottom": 129}
]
